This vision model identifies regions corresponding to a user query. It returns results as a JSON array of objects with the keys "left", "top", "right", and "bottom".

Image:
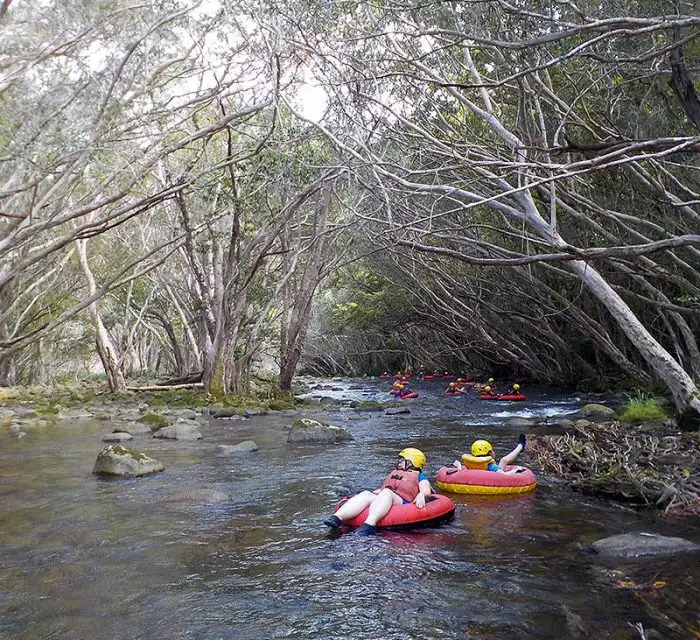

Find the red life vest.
[{"left": 381, "top": 468, "right": 421, "bottom": 502}]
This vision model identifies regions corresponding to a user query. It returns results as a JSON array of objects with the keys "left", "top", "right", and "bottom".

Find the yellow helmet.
[
  {"left": 513, "top": 383, "right": 521, "bottom": 390},
  {"left": 399, "top": 447, "right": 426, "bottom": 470},
  {"left": 471, "top": 440, "right": 493, "bottom": 457},
  {"left": 449, "top": 382, "right": 456, "bottom": 387},
  {"left": 484, "top": 386, "right": 491, "bottom": 392},
  {"left": 488, "top": 378, "right": 494, "bottom": 383}
]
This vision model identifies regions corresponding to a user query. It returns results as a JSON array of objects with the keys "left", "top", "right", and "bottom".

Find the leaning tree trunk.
[
  {"left": 569, "top": 260, "right": 700, "bottom": 420},
  {"left": 75, "top": 239, "right": 126, "bottom": 393}
]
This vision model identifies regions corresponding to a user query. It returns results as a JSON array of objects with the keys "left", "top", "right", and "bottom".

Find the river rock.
[
  {"left": 102, "top": 432, "right": 133, "bottom": 443},
  {"left": 580, "top": 404, "right": 616, "bottom": 419},
  {"left": 56, "top": 408, "right": 93, "bottom": 420},
  {"left": 217, "top": 440, "right": 259, "bottom": 455},
  {"left": 385, "top": 407, "right": 410, "bottom": 415},
  {"left": 115, "top": 423, "right": 152, "bottom": 436},
  {"left": 589, "top": 532, "right": 700, "bottom": 559},
  {"left": 163, "top": 408, "right": 197, "bottom": 421},
  {"left": 287, "top": 418, "right": 353, "bottom": 444},
  {"left": 212, "top": 407, "right": 248, "bottom": 419},
  {"left": 92, "top": 445, "right": 165, "bottom": 477},
  {"left": 153, "top": 420, "right": 203, "bottom": 440}
]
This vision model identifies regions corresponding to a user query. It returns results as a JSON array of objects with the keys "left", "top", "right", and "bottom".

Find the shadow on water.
[{"left": 1, "top": 377, "right": 699, "bottom": 639}]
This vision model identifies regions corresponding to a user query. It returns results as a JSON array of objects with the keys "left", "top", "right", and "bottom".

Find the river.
[{"left": 1, "top": 378, "right": 698, "bottom": 639}]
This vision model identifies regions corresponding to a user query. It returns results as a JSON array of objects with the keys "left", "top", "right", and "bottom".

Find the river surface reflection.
[{"left": 1, "top": 378, "right": 698, "bottom": 639}]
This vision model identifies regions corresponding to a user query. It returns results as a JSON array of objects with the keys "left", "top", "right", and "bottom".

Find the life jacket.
[
  {"left": 461, "top": 454, "right": 495, "bottom": 471},
  {"left": 381, "top": 468, "right": 421, "bottom": 502}
]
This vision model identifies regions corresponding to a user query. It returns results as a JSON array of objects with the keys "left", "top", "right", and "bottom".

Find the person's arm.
[{"left": 413, "top": 478, "right": 432, "bottom": 508}]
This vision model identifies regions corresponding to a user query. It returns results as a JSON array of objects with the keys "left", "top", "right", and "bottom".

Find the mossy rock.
[
  {"left": 266, "top": 398, "right": 296, "bottom": 411},
  {"left": 348, "top": 400, "right": 386, "bottom": 412},
  {"left": 92, "top": 445, "right": 164, "bottom": 476},
  {"left": 137, "top": 413, "right": 170, "bottom": 429}
]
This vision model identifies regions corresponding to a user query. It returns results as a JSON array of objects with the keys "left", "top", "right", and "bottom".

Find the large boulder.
[
  {"left": 152, "top": 420, "right": 203, "bottom": 440},
  {"left": 287, "top": 418, "right": 353, "bottom": 444},
  {"left": 589, "top": 532, "right": 700, "bottom": 559},
  {"left": 92, "top": 445, "right": 164, "bottom": 477},
  {"left": 115, "top": 423, "right": 152, "bottom": 436},
  {"left": 217, "top": 440, "right": 259, "bottom": 455},
  {"left": 580, "top": 404, "right": 616, "bottom": 419}
]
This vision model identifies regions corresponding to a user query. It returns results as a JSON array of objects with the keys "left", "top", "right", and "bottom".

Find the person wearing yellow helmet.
[
  {"left": 445, "top": 381, "right": 464, "bottom": 395},
  {"left": 505, "top": 382, "right": 523, "bottom": 395},
  {"left": 454, "top": 434, "right": 527, "bottom": 474},
  {"left": 324, "top": 448, "right": 433, "bottom": 535},
  {"left": 395, "top": 382, "right": 415, "bottom": 398}
]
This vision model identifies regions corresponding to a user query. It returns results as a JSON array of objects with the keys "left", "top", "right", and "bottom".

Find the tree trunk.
[
  {"left": 75, "top": 239, "right": 126, "bottom": 393},
  {"left": 569, "top": 260, "right": 700, "bottom": 415}
]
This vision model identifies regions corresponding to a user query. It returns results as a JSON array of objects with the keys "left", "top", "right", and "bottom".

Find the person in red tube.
[
  {"left": 324, "top": 448, "right": 432, "bottom": 535},
  {"left": 445, "top": 381, "right": 463, "bottom": 395}
]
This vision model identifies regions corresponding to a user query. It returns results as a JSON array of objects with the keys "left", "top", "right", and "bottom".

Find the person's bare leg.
[
  {"left": 498, "top": 433, "right": 526, "bottom": 469},
  {"left": 333, "top": 490, "right": 377, "bottom": 521},
  {"left": 363, "top": 489, "right": 403, "bottom": 526}
]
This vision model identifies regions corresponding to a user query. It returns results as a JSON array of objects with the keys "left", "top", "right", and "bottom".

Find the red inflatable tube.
[
  {"left": 396, "top": 391, "right": 419, "bottom": 399},
  {"left": 334, "top": 494, "right": 456, "bottom": 530},
  {"left": 479, "top": 394, "right": 526, "bottom": 401}
]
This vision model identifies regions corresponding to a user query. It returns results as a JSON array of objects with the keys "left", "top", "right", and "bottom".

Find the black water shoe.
[
  {"left": 518, "top": 432, "right": 527, "bottom": 450},
  {"left": 324, "top": 515, "right": 343, "bottom": 529},
  {"left": 354, "top": 523, "right": 377, "bottom": 536}
]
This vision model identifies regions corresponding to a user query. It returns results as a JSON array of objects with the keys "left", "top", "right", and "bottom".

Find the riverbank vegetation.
[
  {"left": 0, "top": 2, "right": 698, "bottom": 427},
  {"left": 534, "top": 420, "right": 700, "bottom": 517}
]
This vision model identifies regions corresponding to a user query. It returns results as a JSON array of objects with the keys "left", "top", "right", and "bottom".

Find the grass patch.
[{"left": 618, "top": 393, "right": 667, "bottom": 423}]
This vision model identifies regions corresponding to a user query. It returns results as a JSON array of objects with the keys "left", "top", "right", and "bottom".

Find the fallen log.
[{"left": 126, "top": 382, "right": 204, "bottom": 392}]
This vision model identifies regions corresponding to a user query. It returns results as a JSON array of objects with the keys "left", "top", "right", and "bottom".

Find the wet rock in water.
[
  {"left": 348, "top": 401, "right": 384, "bottom": 412},
  {"left": 589, "top": 532, "right": 700, "bottom": 559},
  {"left": 92, "top": 445, "right": 164, "bottom": 476},
  {"left": 163, "top": 408, "right": 197, "bottom": 421},
  {"left": 244, "top": 407, "right": 268, "bottom": 417},
  {"left": 102, "top": 432, "right": 133, "bottom": 443},
  {"left": 152, "top": 420, "right": 203, "bottom": 440},
  {"left": 137, "top": 412, "right": 170, "bottom": 431},
  {"left": 287, "top": 418, "right": 353, "bottom": 444},
  {"left": 580, "top": 404, "right": 616, "bottom": 420},
  {"left": 56, "top": 408, "right": 93, "bottom": 420},
  {"left": 212, "top": 407, "right": 247, "bottom": 419},
  {"left": 115, "top": 423, "right": 152, "bottom": 436},
  {"left": 384, "top": 407, "right": 410, "bottom": 415},
  {"left": 217, "top": 440, "right": 259, "bottom": 455}
]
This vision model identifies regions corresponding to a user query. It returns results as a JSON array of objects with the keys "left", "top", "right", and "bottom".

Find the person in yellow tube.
[
  {"left": 455, "top": 434, "right": 527, "bottom": 474},
  {"left": 324, "top": 448, "right": 433, "bottom": 535}
]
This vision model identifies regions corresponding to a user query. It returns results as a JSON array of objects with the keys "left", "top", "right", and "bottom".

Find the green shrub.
[{"left": 618, "top": 393, "right": 667, "bottom": 423}]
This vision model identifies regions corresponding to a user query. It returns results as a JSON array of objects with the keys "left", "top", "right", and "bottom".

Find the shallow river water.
[{"left": 1, "top": 378, "right": 699, "bottom": 639}]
